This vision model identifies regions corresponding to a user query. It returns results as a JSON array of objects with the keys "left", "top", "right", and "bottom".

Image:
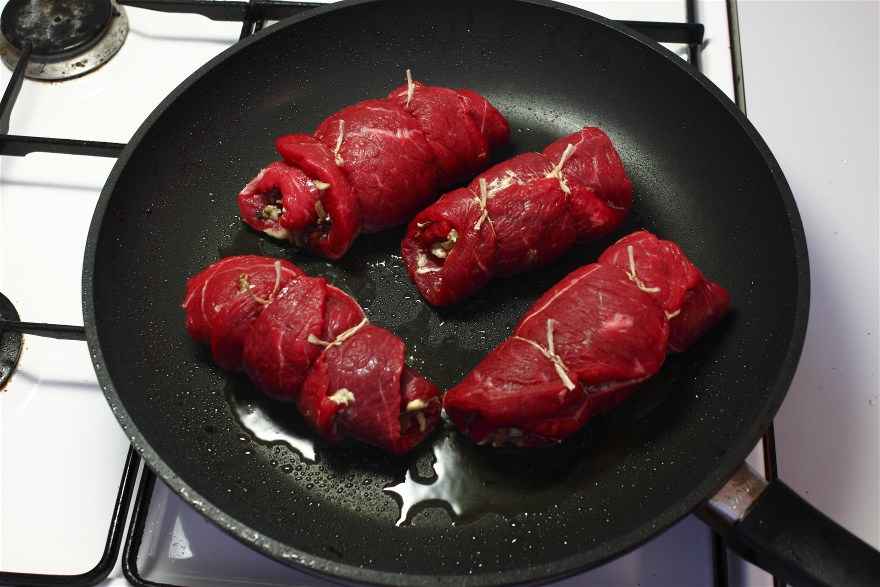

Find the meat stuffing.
[
  {"left": 402, "top": 127, "right": 633, "bottom": 306},
  {"left": 239, "top": 72, "right": 509, "bottom": 260},
  {"left": 182, "top": 256, "right": 441, "bottom": 454},
  {"left": 443, "top": 231, "right": 730, "bottom": 447}
]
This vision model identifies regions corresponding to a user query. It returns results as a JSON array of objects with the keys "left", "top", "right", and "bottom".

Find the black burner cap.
[{"left": 1, "top": 0, "right": 113, "bottom": 60}]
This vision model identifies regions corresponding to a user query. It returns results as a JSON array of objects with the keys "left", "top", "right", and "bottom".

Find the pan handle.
[{"left": 701, "top": 463, "right": 880, "bottom": 587}]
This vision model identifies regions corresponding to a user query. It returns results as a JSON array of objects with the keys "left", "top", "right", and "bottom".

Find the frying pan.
[{"left": 82, "top": 1, "right": 880, "bottom": 585}]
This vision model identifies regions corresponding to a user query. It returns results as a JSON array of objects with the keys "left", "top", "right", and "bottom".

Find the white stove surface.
[
  {"left": 0, "top": 1, "right": 799, "bottom": 585},
  {"left": 735, "top": 0, "right": 879, "bottom": 558}
]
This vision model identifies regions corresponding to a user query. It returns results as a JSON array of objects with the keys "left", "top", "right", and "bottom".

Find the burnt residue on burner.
[
  {"left": 0, "top": 292, "right": 24, "bottom": 390},
  {"left": 1, "top": 0, "right": 112, "bottom": 59},
  {"left": 0, "top": 0, "right": 128, "bottom": 81}
]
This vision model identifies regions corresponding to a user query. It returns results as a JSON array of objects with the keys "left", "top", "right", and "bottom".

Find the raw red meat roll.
[
  {"left": 239, "top": 72, "right": 509, "bottom": 260},
  {"left": 183, "top": 256, "right": 440, "bottom": 454},
  {"left": 271, "top": 135, "right": 360, "bottom": 260},
  {"left": 387, "top": 75, "right": 508, "bottom": 186},
  {"left": 181, "top": 256, "right": 303, "bottom": 371},
  {"left": 443, "top": 231, "right": 729, "bottom": 447},
  {"left": 299, "top": 326, "right": 442, "bottom": 454},
  {"left": 244, "top": 279, "right": 366, "bottom": 401},
  {"left": 237, "top": 162, "right": 323, "bottom": 242},
  {"left": 403, "top": 127, "right": 633, "bottom": 306},
  {"left": 543, "top": 128, "right": 632, "bottom": 240},
  {"left": 242, "top": 275, "right": 329, "bottom": 400},
  {"left": 598, "top": 230, "right": 731, "bottom": 352},
  {"left": 313, "top": 99, "right": 439, "bottom": 231}
]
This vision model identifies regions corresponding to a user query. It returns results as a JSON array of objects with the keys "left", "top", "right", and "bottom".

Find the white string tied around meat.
[
  {"left": 405, "top": 69, "right": 415, "bottom": 107},
  {"left": 249, "top": 260, "right": 283, "bottom": 306},
  {"left": 307, "top": 316, "right": 369, "bottom": 349},
  {"left": 474, "top": 177, "right": 491, "bottom": 230},
  {"left": 625, "top": 245, "right": 661, "bottom": 293},
  {"left": 512, "top": 319, "right": 576, "bottom": 391},
  {"left": 545, "top": 143, "right": 576, "bottom": 194},
  {"left": 333, "top": 120, "right": 345, "bottom": 166}
]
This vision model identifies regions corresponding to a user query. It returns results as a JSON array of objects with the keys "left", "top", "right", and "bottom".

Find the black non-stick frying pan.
[{"left": 82, "top": 1, "right": 879, "bottom": 585}]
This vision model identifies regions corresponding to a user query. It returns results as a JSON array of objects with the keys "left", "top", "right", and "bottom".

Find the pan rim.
[{"left": 82, "top": 0, "right": 810, "bottom": 585}]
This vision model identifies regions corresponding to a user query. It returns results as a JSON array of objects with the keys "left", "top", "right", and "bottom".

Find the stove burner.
[
  {"left": 0, "top": 0, "right": 128, "bottom": 81},
  {"left": 0, "top": 292, "right": 23, "bottom": 390},
  {"left": 2, "top": 0, "right": 112, "bottom": 59}
]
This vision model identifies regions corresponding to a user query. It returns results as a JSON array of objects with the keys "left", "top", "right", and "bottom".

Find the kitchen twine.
[
  {"left": 512, "top": 319, "right": 576, "bottom": 390},
  {"left": 307, "top": 317, "right": 369, "bottom": 349}
]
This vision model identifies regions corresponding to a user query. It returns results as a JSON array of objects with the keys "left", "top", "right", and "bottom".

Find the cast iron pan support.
[
  {"left": 0, "top": 315, "right": 140, "bottom": 587},
  {"left": 0, "top": 44, "right": 138, "bottom": 587},
  {"left": 0, "top": 320, "right": 87, "bottom": 340}
]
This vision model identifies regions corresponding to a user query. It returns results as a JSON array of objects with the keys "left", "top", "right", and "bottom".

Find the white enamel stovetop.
[{"left": 1, "top": 1, "right": 875, "bottom": 586}]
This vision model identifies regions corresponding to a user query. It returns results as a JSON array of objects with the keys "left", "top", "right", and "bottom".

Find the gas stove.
[{"left": 1, "top": 1, "right": 875, "bottom": 586}]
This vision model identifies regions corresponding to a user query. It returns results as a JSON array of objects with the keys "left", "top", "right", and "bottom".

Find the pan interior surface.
[{"left": 86, "top": 0, "right": 806, "bottom": 583}]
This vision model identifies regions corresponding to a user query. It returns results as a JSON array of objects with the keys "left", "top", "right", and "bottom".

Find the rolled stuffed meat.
[
  {"left": 597, "top": 230, "right": 731, "bottom": 352},
  {"left": 182, "top": 256, "right": 441, "bottom": 454},
  {"left": 443, "top": 231, "right": 730, "bottom": 447},
  {"left": 403, "top": 127, "right": 633, "bottom": 306},
  {"left": 239, "top": 72, "right": 509, "bottom": 260},
  {"left": 182, "top": 255, "right": 303, "bottom": 371}
]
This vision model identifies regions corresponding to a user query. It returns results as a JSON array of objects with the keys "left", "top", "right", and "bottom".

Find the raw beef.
[
  {"left": 243, "top": 276, "right": 328, "bottom": 400},
  {"left": 272, "top": 135, "right": 360, "bottom": 260},
  {"left": 402, "top": 127, "right": 632, "bottom": 306},
  {"left": 443, "top": 231, "right": 729, "bottom": 447},
  {"left": 244, "top": 280, "right": 365, "bottom": 401},
  {"left": 387, "top": 80, "right": 508, "bottom": 186},
  {"left": 598, "top": 230, "right": 731, "bottom": 352},
  {"left": 237, "top": 162, "right": 322, "bottom": 243},
  {"left": 543, "top": 128, "right": 633, "bottom": 240},
  {"left": 181, "top": 256, "right": 303, "bottom": 371},
  {"left": 183, "top": 256, "right": 440, "bottom": 453},
  {"left": 299, "top": 325, "right": 442, "bottom": 454},
  {"left": 240, "top": 72, "right": 509, "bottom": 259},
  {"left": 314, "top": 99, "right": 439, "bottom": 231}
]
